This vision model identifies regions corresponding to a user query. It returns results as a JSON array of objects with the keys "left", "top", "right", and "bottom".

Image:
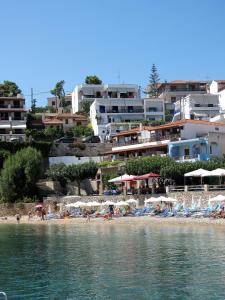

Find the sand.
[{"left": 1, "top": 215, "right": 225, "bottom": 227}]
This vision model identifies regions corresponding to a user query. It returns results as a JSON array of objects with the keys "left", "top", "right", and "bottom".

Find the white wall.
[
  {"left": 181, "top": 123, "right": 225, "bottom": 139},
  {"left": 49, "top": 156, "right": 102, "bottom": 166}
]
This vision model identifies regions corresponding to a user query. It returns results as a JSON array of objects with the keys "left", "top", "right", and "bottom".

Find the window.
[
  {"left": 215, "top": 127, "right": 219, "bottom": 131},
  {"left": 194, "top": 104, "right": 200, "bottom": 107},
  {"left": 65, "top": 119, "right": 68, "bottom": 124},
  {"left": 77, "top": 122, "right": 81, "bottom": 126},
  {"left": 52, "top": 101, "right": 55, "bottom": 106},
  {"left": 170, "top": 86, "right": 176, "bottom": 91},
  {"left": 112, "top": 106, "right": 118, "bottom": 113},
  {"left": 208, "top": 104, "right": 214, "bottom": 107},
  {"left": 171, "top": 97, "right": 176, "bottom": 103},
  {"left": 0, "top": 129, "right": 6, "bottom": 134},
  {"left": 14, "top": 129, "right": 23, "bottom": 134},
  {"left": 128, "top": 106, "right": 133, "bottom": 112},
  {"left": 99, "top": 105, "right": 105, "bottom": 113}
]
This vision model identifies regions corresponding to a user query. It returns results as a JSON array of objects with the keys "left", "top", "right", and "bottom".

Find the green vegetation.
[
  {"left": 0, "top": 140, "right": 52, "bottom": 157},
  {"left": 147, "top": 64, "right": 160, "bottom": 97},
  {"left": 0, "top": 147, "right": 42, "bottom": 203},
  {"left": 142, "top": 119, "right": 166, "bottom": 126},
  {"left": 51, "top": 80, "right": 66, "bottom": 108},
  {"left": 79, "top": 101, "right": 92, "bottom": 116},
  {"left": 125, "top": 156, "right": 225, "bottom": 185},
  {"left": 102, "top": 173, "right": 117, "bottom": 190},
  {"left": 160, "top": 158, "right": 225, "bottom": 185},
  {"left": 69, "top": 124, "right": 93, "bottom": 137},
  {"left": 98, "top": 160, "right": 124, "bottom": 168},
  {"left": 125, "top": 156, "right": 173, "bottom": 175},
  {"left": 0, "top": 80, "right": 21, "bottom": 97},
  {"left": 85, "top": 75, "right": 102, "bottom": 85},
  {"left": 46, "top": 162, "right": 98, "bottom": 195}
]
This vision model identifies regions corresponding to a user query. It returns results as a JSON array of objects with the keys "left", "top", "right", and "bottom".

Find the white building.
[
  {"left": 0, "top": 95, "right": 27, "bottom": 141},
  {"left": 173, "top": 94, "right": 220, "bottom": 121},
  {"left": 144, "top": 98, "right": 165, "bottom": 121}
]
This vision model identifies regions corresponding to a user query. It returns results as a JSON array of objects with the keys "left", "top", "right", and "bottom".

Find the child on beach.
[{"left": 15, "top": 213, "right": 21, "bottom": 224}]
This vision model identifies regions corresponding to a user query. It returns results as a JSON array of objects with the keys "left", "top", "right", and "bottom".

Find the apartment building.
[
  {"left": 144, "top": 98, "right": 165, "bottom": 121},
  {"left": 107, "top": 120, "right": 225, "bottom": 162},
  {"left": 47, "top": 93, "right": 72, "bottom": 110},
  {"left": 0, "top": 95, "right": 27, "bottom": 141},
  {"left": 172, "top": 94, "right": 220, "bottom": 121},
  {"left": 145, "top": 80, "right": 225, "bottom": 116}
]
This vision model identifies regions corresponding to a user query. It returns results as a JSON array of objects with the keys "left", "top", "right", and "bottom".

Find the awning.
[
  {"left": 0, "top": 124, "right": 10, "bottom": 129},
  {"left": 12, "top": 124, "right": 26, "bottom": 129}
]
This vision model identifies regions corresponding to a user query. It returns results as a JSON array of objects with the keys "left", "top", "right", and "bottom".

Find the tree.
[
  {"left": 0, "top": 147, "right": 42, "bottom": 203},
  {"left": 66, "top": 162, "right": 98, "bottom": 195},
  {"left": 147, "top": 64, "right": 160, "bottom": 97},
  {"left": 85, "top": 75, "right": 102, "bottom": 85},
  {"left": 79, "top": 101, "right": 92, "bottom": 116},
  {"left": 51, "top": 80, "right": 66, "bottom": 108},
  {"left": 70, "top": 124, "right": 93, "bottom": 137},
  {"left": 0, "top": 81, "right": 21, "bottom": 97},
  {"left": 125, "top": 156, "right": 173, "bottom": 175},
  {"left": 46, "top": 163, "right": 68, "bottom": 188},
  {"left": 31, "top": 98, "right": 37, "bottom": 113},
  {"left": 0, "top": 150, "right": 10, "bottom": 169}
]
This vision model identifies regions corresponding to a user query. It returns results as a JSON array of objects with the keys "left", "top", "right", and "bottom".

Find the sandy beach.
[{"left": 1, "top": 215, "right": 225, "bottom": 227}]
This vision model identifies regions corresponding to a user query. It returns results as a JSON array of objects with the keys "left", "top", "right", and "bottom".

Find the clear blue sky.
[{"left": 0, "top": 0, "right": 225, "bottom": 106}]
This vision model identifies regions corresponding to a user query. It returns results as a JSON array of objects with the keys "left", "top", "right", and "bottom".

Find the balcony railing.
[
  {"left": 113, "top": 133, "right": 180, "bottom": 147},
  {"left": 107, "top": 108, "right": 144, "bottom": 114}
]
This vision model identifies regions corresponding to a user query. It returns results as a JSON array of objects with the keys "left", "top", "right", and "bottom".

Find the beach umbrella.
[
  {"left": 125, "top": 198, "right": 138, "bottom": 205},
  {"left": 35, "top": 204, "right": 43, "bottom": 208},
  {"left": 209, "top": 195, "right": 225, "bottom": 202},
  {"left": 108, "top": 174, "right": 135, "bottom": 183},
  {"left": 133, "top": 173, "right": 160, "bottom": 180},
  {"left": 184, "top": 168, "right": 209, "bottom": 177},
  {"left": 115, "top": 201, "right": 130, "bottom": 206},
  {"left": 165, "top": 197, "right": 178, "bottom": 203},
  {"left": 86, "top": 201, "right": 101, "bottom": 207},
  {"left": 144, "top": 197, "right": 159, "bottom": 203},
  {"left": 101, "top": 200, "right": 115, "bottom": 206},
  {"left": 65, "top": 203, "right": 75, "bottom": 208}
]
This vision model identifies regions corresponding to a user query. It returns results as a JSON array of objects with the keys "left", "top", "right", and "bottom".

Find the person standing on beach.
[
  {"left": 15, "top": 213, "right": 21, "bottom": 224},
  {"left": 28, "top": 211, "right": 32, "bottom": 221}
]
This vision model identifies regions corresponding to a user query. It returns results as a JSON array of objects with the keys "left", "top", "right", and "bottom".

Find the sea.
[{"left": 0, "top": 223, "right": 225, "bottom": 299}]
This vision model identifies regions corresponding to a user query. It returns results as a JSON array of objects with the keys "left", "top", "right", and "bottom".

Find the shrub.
[{"left": 0, "top": 147, "right": 43, "bottom": 203}]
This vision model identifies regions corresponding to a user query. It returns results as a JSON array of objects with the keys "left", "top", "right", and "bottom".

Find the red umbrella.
[
  {"left": 133, "top": 173, "right": 160, "bottom": 180},
  {"left": 35, "top": 204, "right": 43, "bottom": 208}
]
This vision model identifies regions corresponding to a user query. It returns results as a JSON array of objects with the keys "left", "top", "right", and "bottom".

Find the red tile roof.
[{"left": 115, "top": 119, "right": 225, "bottom": 137}]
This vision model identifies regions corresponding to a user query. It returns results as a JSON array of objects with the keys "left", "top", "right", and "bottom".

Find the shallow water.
[{"left": 0, "top": 223, "right": 225, "bottom": 299}]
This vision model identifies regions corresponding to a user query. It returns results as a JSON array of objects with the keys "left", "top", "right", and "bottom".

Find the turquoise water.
[{"left": 0, "top": 223, "right": 225, "bottom": 300}]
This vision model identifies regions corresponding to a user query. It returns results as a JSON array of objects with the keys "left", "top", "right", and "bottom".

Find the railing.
[
  {"left": 169, "top": 185, "right": 225, "bottom": 192},
  {"left": 173, "top": 154, "right": 199, "bottom": 161},
  {"left": 113, "top": 134, "right": 180, "bottom": 147},
  {"left": 107, "top": 108, "right": 144, "bottom": 113}
]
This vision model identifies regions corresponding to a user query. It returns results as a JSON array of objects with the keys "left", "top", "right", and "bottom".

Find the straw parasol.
[
  {"left": 115, "top": 201, "right": 130, "bottom": 206},
  {"left": 126, "top": 199, "right": 138, "bottom": 205}
]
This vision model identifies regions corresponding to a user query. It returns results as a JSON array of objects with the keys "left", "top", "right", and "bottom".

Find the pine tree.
[{"left": 148, "top": 64, "right": 160, "bottom": 97}]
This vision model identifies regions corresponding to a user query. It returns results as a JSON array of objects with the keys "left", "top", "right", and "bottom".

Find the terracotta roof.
[
  {"left": 115, "top": 119, "right": 225, "bottom": 137},
  {"left": 43, "top": 119, "right": 63, "bottom": 124},
  {"left": 170, "top": 80, "right": 208, "bottom": 84},
  {"left": 105, "top": 144, "right": 167, "bottom": 155}
]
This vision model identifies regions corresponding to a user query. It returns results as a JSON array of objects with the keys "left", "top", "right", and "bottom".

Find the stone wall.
[
  {"left": 0, "top": 203, "right": 35, "bottom": 217},
  {"left": 51, "top": 142, "right": 112, "bottom": 157},
  {"left": 168, "top": 191, "right": 225, "bottom": 207}
]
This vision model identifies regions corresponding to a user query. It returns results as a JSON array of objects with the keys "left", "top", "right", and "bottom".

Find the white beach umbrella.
[
  {"left": 65, "top": 203, "right": 75, "bottom": 208},
  {"left": 115, "top": 201, "right": 130, "bottom": 206},
  {"left": 184, "top": 168, "right": 209, "bottom": 177},
  {"left": 108, "top": 174, "right": 135, "bottom": 183},
  {"left": 165, "top": 197, "right": 178, "bottom": 203},
  {"left": 126, "top": 199, "right": 138, "bottom": 205},
  {"left": 209, "top": 168, "right": 225, "bottom": 177},
  {"left": 101, "top": 200, "right": 115, "bottom": 206},
  {"left": 144, "top": 197, "right": 159, "bottom": 203},
  {"left": 200, "top": 170, "right": 212, "bottom": 177},
  {"left": 86, "top": 201, "right": 101, "bottom": 207},
  {"left": 209, "top": 195, "right": 225, "bottom": 202}
]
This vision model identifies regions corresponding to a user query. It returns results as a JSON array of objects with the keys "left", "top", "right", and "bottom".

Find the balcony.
[
  {"left": 107, "top": 108, "right": 144, "bottom": 114},
  {"left": 145, "top": 111, "right": 164, "bottom": 115},
  {"left": 113, "top": 133, "right": 180, "bottom": 147}
]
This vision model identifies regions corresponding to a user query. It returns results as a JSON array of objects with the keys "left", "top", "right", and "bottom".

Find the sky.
[{"left": 0, "top": 0, "right": 225, "bottom": 106}]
